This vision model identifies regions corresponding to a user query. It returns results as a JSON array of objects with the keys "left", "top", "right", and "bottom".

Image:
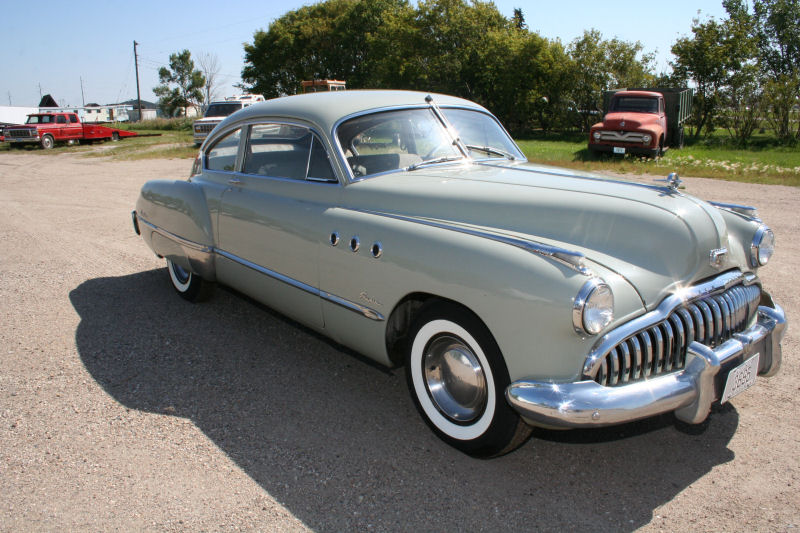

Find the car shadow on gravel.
[{"left": 71, "top": 270, "right": 738, "bottom": 532}]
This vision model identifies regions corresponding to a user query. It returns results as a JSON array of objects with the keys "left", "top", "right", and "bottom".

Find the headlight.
[
  {"left": 751, "top": 226, "right": 775, "bottom": 267},
  {"left": 593, "top": 131, "right": 602, "bottom": 141},
  {"left": 642, "top": 134, "right": 652, "bottom": 144},
  {"left": 573, "top": 279, "right": 614, "bottom": 335}
]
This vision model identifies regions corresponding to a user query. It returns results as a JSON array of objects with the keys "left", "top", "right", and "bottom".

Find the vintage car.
[{"left": 132, "top": 90, "right": 786, "bottom": 457}]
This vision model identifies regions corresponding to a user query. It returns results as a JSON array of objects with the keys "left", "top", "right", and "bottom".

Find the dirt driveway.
[{"left": 0, "top": 150, "right": 797, "bottom": 532}]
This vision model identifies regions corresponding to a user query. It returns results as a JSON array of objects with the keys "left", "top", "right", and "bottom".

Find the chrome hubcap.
[
  {"left": 423, "top": 335, "right": 487, "bottom": 423},
  {"left": 171, "top": 262, "right": 190, "bottom": 284}
]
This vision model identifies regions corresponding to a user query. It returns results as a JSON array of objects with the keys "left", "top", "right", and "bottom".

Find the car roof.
[
  {"left": 217, "top": 89, "right": 488, "bottom": 134},
  {"left": 615, "top": 91, "right": 662, "bottom": 98}
]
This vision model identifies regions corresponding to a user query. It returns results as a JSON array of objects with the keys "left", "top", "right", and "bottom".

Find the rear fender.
[{"left": 135, "top": 180, "right": 216, "bottom": 280}]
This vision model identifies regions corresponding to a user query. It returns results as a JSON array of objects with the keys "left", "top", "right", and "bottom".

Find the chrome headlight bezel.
[
  {"left": 573, "top": 278, "right": 614, "bottom": 335},
  {"left": 641, "top": 134, "right": 652, "bottom": 144},
  {"left": 750, "top": 225, "right": 775, "bottom": 267},
  {"left": 593, "top": 131, "right": 602, "bottom": 141}
]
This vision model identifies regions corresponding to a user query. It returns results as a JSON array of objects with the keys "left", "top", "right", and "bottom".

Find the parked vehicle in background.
[
  {"left": 301, "top": 79, "right": 346, "bottom": 93},
  {"left": 589, "top": 88, "right": 693, "bottom": 157},
  {"left": 193, "top": 94, "right": 265, "bottom": 145},
  {"left": 132, "top": 90, "right": 784, "bottom": 457},
  {"left": 4, "top": 112, "right": 137, "bottom": 149}
]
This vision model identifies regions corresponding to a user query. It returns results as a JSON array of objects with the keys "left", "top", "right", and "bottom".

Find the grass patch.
[{"left": 515, "top": 132, "right": 800, "bottom": 187}]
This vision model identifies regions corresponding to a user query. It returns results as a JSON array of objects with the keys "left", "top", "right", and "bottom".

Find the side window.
[
  {"left": 56, "top": 115, "right": 67, "bottom": 124},
  {"left": 206, "top": 128, "right": 241, "bottom": 172},
  {"left": 69, "top": 114, "right": 79, "bottom": 123},
  {"left": 243, "top": 124, "right": 315, "bottom": 181},
  {"left": 307, "top": 137, "right": 336, "bottom": 181}
]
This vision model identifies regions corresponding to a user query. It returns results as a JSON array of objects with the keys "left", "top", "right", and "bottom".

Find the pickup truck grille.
[
  {"left": 596, "top": 131, "right": 647, "bottom": 143},
  {"left": 593, "top": 284, "right": 761, "bottom": 387},
  {"left": 195, "top": 122, "right": 219, "bottom": 134},
  {"left": 6, "top": 129, "right": 37, "bottom": 139}
]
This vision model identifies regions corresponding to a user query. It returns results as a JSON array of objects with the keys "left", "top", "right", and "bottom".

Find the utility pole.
[
  {"left": 80, "top": 76, "right": 86, "bottom": 106},
  {"left": 7, "top": 92, "right": 11, "bottom": 106},
  {"left": 38, "top": 83, "right": 42, "bottom": 101},
  {"left": 134, "top": 40, "right": 143, "bottom": 122}
]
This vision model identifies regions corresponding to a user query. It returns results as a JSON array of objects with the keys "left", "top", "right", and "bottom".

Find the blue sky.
[{"left": 1, "top": 0, "right": 726, "bottom": 108}]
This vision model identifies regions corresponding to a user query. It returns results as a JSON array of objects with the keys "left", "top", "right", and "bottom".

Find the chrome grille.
[
  {"left": 7, "top": 129, "right": 36, "bottom": 139},
  {"left": 597, "top": 131, "right": 647, "bottom": 143},
  {"left": 594, "top": 284, "right": 761, "bottom": 386},
  {"left": 195, "top": 122, "right": 218, "bottom": 133}
]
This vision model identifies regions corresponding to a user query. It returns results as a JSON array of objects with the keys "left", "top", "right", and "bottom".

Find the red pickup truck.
[
  {"left": 588, "top": 88, "right": 692, "bottom": 158},
  {"left": 4, "top": 112, "right": 137, "bottom": 149}
]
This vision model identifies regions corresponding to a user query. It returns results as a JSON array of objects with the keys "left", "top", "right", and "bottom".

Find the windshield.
[
  {"left": 337, "top": 108, "right": 461, "bottom": 179},
  {"left": 26, "top": 115, "right": 54, "bottom": 124},
  {"left": 336, "top": 107, "right": 524, "bottom": 179},
  {"left": 442, "top": 108, "right": 524, "bottom": 161},
  {"left": 610, "top": 96, "right": 659, "bottom": 113},
  {"left": 204, "top": 103, "right": 242, "bottom": 118}
]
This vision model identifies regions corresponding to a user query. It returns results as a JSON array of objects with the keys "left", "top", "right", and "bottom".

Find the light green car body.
[{"left": 134, "top": 90, "right": 783, "bottom": 433}]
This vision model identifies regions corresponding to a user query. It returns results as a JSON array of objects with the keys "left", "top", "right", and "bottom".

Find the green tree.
[
  {"left": 153, "top": 50, "right": 205, "bottom": 117},
  {"left": 568, "top": 30, "right": 655, "bottom": 131},
  {"left": 242, "top": 0, "right": 407, "bottom": 97},
  {"left": 753, "top": 0, "right": 800, "bottom": 141}
]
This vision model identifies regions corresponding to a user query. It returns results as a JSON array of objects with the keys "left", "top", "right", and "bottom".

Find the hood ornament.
[
  {"left": 655, "top": 172, "right": 683, "bottom": 191},
  {"left": 709, "top": 248, "right": 728, "bottom": 268}
]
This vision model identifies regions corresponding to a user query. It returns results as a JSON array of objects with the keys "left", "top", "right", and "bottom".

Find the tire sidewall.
[
  {"left": 167, "top": 259, "right": 193, "bottom": 293},
  {"left": 405, "top": 302, "right": 523, "bottom": 456}
]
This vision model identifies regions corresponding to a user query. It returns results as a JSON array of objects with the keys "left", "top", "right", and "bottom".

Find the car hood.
[
  {"left": 600, "top": 112, "right": 661, "bottom": 130},
  {"left": 342, "top": 161, "right": 732, "bottom": 307}
]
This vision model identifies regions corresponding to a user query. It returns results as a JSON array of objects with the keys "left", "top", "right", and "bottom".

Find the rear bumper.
[
  {"left": 589, "top": 143, "right": 659, "bottom": 157},
  {"left": 506, "top": 303, "right": 786, "bottom": 429}
]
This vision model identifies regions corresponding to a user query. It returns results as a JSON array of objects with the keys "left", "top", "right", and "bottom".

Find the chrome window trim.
[
  {"left": 204, "top": 118, "right": 344, "bottom": 186},
  {"left": 352, "top": 208, "right": 591, "bottom": 276},
  {"left": 582, "top": 270, "right": 758, "bottom": 378}
]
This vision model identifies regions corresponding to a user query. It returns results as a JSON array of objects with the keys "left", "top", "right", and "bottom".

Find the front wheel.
[
  {"left": 405, "top": 302, "right": 531, "bottom": 457},
  {"left": 40, "top": 135, "right": 54, "bottom": 149},
  {"left": 166, "top": 258, "right": 214, "bottom": 302}
]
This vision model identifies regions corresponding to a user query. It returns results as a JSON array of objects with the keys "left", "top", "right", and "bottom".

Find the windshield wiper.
[
  {"left": 407, "top": 155, "right": 464, "bottom": 171},
  {"left": 465, "top": 144, "right": 516, "bottom": 160}
]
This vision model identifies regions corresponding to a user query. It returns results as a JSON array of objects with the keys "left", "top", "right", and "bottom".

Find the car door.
[{"left": 215, "top": 122, "right": 340, "bottom": 330}]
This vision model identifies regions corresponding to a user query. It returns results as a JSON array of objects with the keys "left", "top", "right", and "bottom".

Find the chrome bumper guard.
[{"left": 506, "top": 303, "right": 786, "bottom": 429}]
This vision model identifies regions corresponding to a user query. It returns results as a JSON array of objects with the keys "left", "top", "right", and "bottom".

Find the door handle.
[{"left": 228, "top": 178, "right": 242, "bottom": 185}]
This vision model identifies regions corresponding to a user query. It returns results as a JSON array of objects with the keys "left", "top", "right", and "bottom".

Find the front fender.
[{"left": 135, "top": 180, "right": 216, "bottom": 280}]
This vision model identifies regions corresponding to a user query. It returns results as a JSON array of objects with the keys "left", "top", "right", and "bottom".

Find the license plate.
[
  {"left": 721, "top": 353, "right": 759, "bottom": 404},
  {"left": 613, "top": 146, "right": 626, "bottom": 154}
]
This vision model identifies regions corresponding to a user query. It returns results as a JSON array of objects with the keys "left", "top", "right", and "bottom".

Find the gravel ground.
[{"left": 0, "top": 150, "right": 797, "bottom": 532}]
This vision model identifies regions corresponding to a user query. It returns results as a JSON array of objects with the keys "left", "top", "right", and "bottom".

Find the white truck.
[{"left": 192, "top": 94, "right": 264, "bottom": 145}]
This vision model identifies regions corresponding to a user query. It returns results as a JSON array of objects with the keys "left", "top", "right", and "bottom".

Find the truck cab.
[{"left": 193, "top": 94, "right": 265, "bottom": 145}]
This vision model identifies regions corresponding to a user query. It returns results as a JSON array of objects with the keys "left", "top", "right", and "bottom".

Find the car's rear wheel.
[
  {"left": 166, "top": 258, "right": 214, "bottom": 302},
  {"left": 405, "top": 302, "right": 531, "bottom": 457}
]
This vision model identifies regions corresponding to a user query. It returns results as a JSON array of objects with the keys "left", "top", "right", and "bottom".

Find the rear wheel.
[
  {"left": 111, "top": 132, "right": 120, "bottom": 141},
  {"left": 405, "top": 302, "right": 531, "bottom": 457},
  {"left": 40, "top": 135, "right": 54, "bottom": 150},
  {"left": 166, "top": 258, "right": 214, "bottom": 302}
]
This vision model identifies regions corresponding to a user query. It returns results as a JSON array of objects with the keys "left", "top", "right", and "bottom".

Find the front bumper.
[
  {"left": 506, "top": 303, "right": 786, "bottom": 429},
  {"left": 589, "top": 143, "right": 659, "bottom": 157}
]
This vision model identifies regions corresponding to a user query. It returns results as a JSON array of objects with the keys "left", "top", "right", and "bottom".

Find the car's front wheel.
[
  {"left": 405, "top": 302, "right": 531, "bottom": 457},
  {"left": 166, "top": 258, "right": 214, "bottom": 302}
]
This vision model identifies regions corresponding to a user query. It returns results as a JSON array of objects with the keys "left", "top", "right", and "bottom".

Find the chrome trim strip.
[
  {"left": 709, "top": 201, "right": 760, "bottom": 221},
  {"left": 215, "top": 248, "right": 385, "bottom": 321},
  {"left": 582, "top": 270, "right": 757, "bottom": 377},
  {"left": 352, "top": 209, "right": 591, "bottom": 276},
  {"left": 137, "top": 215, "right": 383, "bottom": 321},
  {"left": 137, "top": 216, "right": 212, "bottom": 254}
]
